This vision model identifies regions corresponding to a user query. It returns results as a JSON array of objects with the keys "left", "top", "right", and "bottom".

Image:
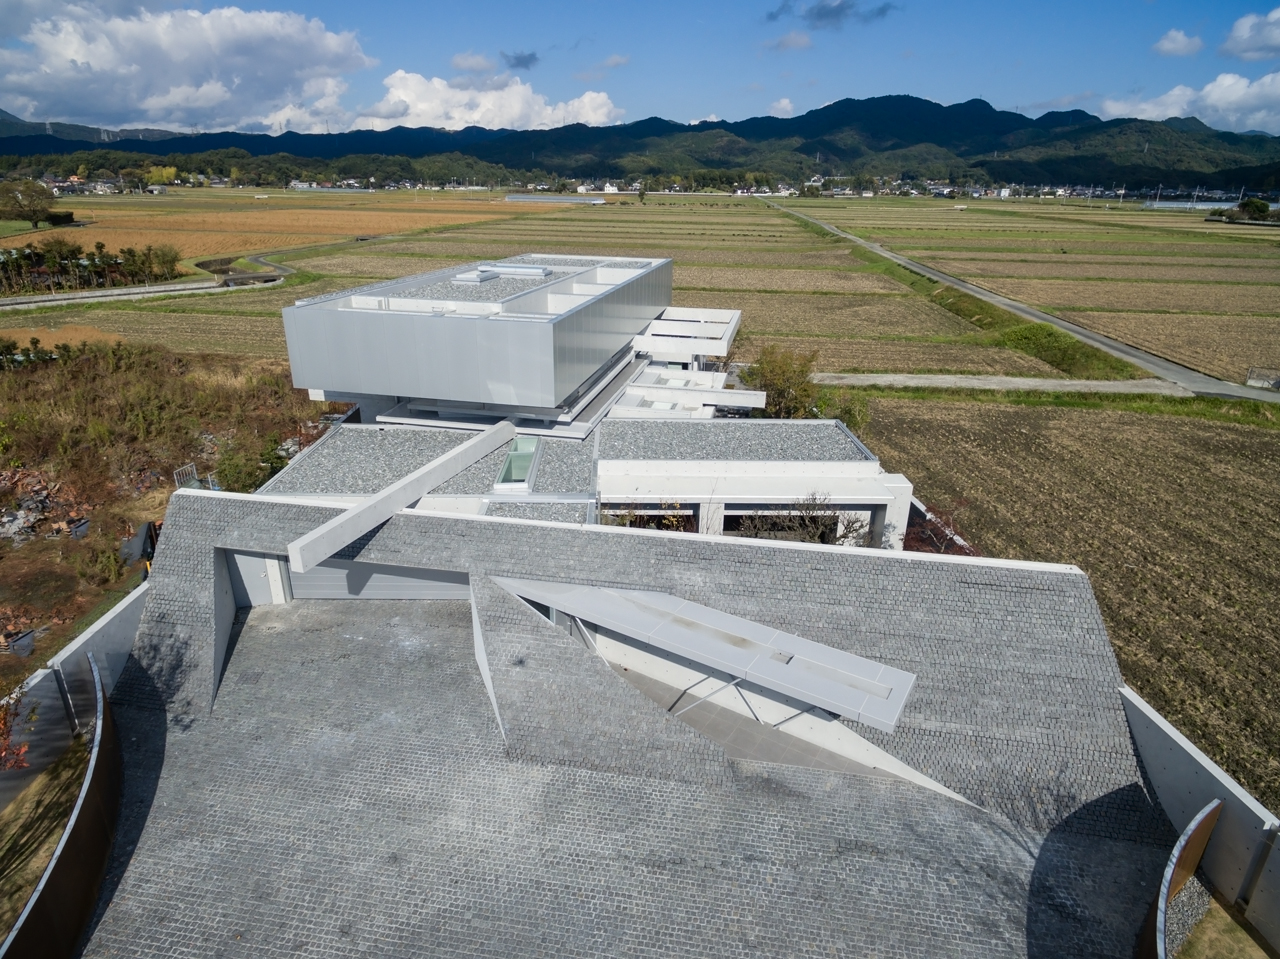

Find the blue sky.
[{"left": 2, "top": 0, "right": 1279, "bottom": 133}]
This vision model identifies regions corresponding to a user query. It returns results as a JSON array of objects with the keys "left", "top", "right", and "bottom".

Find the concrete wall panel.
[
  {"left": 1245, "top": 839, "right": 1280, "bottom": 947},
  {"left": 49, "top": 583, "right": 150, "bottom": 726},
  {"left": 288, "top": 559, "right": 470, "bottom": 600},
  {"left": 1120, "top": 686, "right": 1279, "bottom": 903}
]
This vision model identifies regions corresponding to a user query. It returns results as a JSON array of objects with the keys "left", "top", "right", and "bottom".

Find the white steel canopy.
[{"left": 493, "top": 577, "right": 916, "bottom": 733}]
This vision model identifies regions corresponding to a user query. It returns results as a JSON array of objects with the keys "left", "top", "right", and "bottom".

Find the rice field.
[
  {"left": 864, "top": 399, "right": 1280, "bottom": 810},
  {"left": 8, "top": 188, "right": 535, "bottom": 259},
  {"left": 737, "top": 335, "right": 1058, "bottom": 375},
  {"left": 977, "top": 278, "right": 1279, "bottom": 314},
  {"left": 1062, "top": 312, "right": 1280, "bottom": 383},
  {"left": 785, "top": 197, "right": 1280, "bottom": 384},
  {"left": 673, "top": 266, "right": 908, "bottom": 294},
  {"left": 674, "top": 291, "right": 971, "bottom": 338}
]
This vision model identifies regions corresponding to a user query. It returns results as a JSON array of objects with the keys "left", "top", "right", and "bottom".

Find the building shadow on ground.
[{"left": 76, "top": 655, "right": 168, "bottom": 952}]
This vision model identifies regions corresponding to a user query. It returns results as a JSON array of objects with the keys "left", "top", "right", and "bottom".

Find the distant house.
[
  {"left": 576, "top": 184, "right": 590, "bottom": 194},
  {"left": 145, "top": 185, "right": 167, "bottom": 195},
  {"left": 603, "top": 183, "right": 619, "bottom": 193}
]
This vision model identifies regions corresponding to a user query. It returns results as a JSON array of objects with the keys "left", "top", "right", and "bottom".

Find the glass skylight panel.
[{"left": 496, "top": 437, "right": 540, "bottom": 486}]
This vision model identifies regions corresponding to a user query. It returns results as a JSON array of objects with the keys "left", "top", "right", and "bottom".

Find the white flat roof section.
[
  {"left": 597, "top": 459, "right": 910, "bottom": 503},
  {"left": 634, "top": 306, "right": 741, "bottom": 363},
  {"left": 493, "top": 577, "right": 917, "bottom": 733}
]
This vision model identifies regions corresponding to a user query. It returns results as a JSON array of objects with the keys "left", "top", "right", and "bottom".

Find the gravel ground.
[
  {"left": 485, "top": 500, "right": 589, "bottom": 522},
  {"left": 262, "top": 426, "right": 467, "bottom": 494},
  {"left": 598, "top": 419, "right": 870, "bottom": 461},
  {"left": 531, "top": 439, "right": 594, "bottom": 493},
  {"left": 1166, "top": 872, "right": 1213, "bottom": 956}
]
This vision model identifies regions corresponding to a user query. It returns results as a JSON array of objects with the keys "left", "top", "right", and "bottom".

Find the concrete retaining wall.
[
  {"left": 49, "top": 584, "right": 149, "bottom": 730},
  {"left": 0, "top": 670, "right": 73, "bottom": 810},
  {"left": 1120, "top": 685, "right": 1278, "bottom": 942}
]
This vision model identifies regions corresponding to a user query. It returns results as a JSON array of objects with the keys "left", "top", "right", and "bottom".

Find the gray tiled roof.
[
  {"left": 597, "top": 419, "right": 873, "bottom": 461},
  {"left": 100, "top": 493, "right": 1176, "bottom": 956},
  {"left": 95, "top": 597, "right": 1162, "bottom": 959}
]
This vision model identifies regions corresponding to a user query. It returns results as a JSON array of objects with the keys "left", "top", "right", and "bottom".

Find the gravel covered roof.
[
  {"left": 395, "top": 273, "right": 554, "bottom": 302},
  {"left": 261, "top": 426, "right": 468, "bottom": 495},
  {"left": 597, "top": 419, "right": 873, "bottom": 461},
  {"left": 530, "top": 438, "right": 594, "bottom": 493}
]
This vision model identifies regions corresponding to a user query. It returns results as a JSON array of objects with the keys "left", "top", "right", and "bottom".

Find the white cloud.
[
  {"left": 451, "top": 51, "right": 496, "bottom": 72},
  {"left": 1153, "top": 29, "right": 1203, "bottom": 56},
  {"left": 770, "top": 97, "right": 795, "bottom": 117},
  {"left": 602, "top": 54, "right": 629, "bottom": 68},
  {"left": 690, "top": 113, "right": 721, "bottom": 124},
  {"left": 769, "top": 30, "right": 812, "bottom": 51},
  {"left": 1101, "top": 71, "right": 1280, "bottom": 133},
  {"left": 1223, "top": 7, "right": 1280, "bottom": 60},
  {"left": 0, "top": 4, "right": 373, "bottom": 131},
  {"left": 354, "top": 70, "right": 623, "bottom": 131}
]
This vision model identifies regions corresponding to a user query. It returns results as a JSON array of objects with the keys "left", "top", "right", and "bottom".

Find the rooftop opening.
[{"left": 496, "top": 437, "right": 540, "bottom": 488}]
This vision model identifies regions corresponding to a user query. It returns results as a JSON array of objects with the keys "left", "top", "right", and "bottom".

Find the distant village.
[{"left": 21, "top": 167, "right": 1268, "bottom": 208}]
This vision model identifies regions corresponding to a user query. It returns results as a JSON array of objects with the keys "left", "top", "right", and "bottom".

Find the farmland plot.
[
  {"left": 863, "top": 398, "right": 1280, "bottom": 811},
  {"left": 1063, "top": 312, "right": 1280, "bottom": 383}
]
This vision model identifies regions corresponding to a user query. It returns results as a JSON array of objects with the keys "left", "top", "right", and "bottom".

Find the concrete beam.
[{"left": 287, "top": 421, "right": 515, "bottom": 574}]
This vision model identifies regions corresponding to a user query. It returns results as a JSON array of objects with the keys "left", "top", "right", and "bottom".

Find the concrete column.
[
  {"left": 266, "top": 556, "right": 292, "bottom": 604},
  {"left": 868, "top": 506, "right": 887, "bottom": 549}
]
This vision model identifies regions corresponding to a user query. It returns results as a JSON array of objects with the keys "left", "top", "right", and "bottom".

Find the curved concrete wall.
[{"left": 0, "top": 655, "right": 122, "bottom": 959}]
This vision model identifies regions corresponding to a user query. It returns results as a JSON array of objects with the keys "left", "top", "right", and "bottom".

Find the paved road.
[
  {"left": 812, "top": 373, "right": 1195, "bottom": 395},
  {"left": 768, "top": 200, "right": 1280, "bottom": 405}
]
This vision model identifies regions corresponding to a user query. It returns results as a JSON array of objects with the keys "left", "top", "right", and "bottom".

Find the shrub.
[
  {"left": 1238, "top": 198, "right": 1270, "bottom": 220},
  {"left": 739, "top": 345, "right": 817, "bottom": 418},
  {"left": 216, "top": 433, "right": 288, "bottom": 492}
]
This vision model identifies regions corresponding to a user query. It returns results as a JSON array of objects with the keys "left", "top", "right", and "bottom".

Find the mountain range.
[{"left": 3, "top": 96, "right": 1279, "bottom": 188}]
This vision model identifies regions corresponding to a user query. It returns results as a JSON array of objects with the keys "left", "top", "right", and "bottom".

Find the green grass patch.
[{"left": 928, "top": 286, "right": 1143, "bottom": 379}]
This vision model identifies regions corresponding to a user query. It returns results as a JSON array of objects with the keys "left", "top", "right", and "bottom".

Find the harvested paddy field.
[
  {"left": 1062, "top": 312, "right": 1280, "bottom": 383},
  {"left": 673, "top": 266, "right": 907, "bottom": 293},
  {"left": 289, "top": 253, "right": 468, "bottom": 279},
  {"left": 7, "top": 190, "right": 531, "bottom": 261},
  {"left": 863, "top": 399, "right": 1280, "bottom": 810},
  {"left": 780, "top": 198, "right": 1280, "bottom": 383},
  {"left": 0, "top": 308, "right": 290, "bottom": 356},
  {"left": 675, "top": 290, "right": 972, "bottom": 337},
  {"left": 739, "top": 334, "right": 1057, "bottom": 375},
  {"left": 919, "top": 259, "right": 1280, "bottom": 284},
  {"left": 976, "top": 278, "right": 1278, "bottom": 314}
]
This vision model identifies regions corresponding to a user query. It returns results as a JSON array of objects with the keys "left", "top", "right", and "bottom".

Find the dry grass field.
[
  {"left": 8, "top": 189, "right": 531, "bottom": 259},
  {"left": 789, "top": 197, "right": 1280, "bottom": 384},
  {"left": 739, "top": 336, "right": 1059, "bottom": 375},
  {"left": 863, "top": 398, "right": 1280, "bottom": 810},
  {"left": 1063, "top": 312, "right": 1280, "bottom": 383},
  {"left": 675, "top": 290, "right": 971, "bottom": 338},
  {"left": 977, "top": 278, "right": 1278, "bottom": 314},
  {"left": 923, "top": 260, "right": 1280, "bottom": 283},
  {"left": 673, "top": 266, "right": 907, "bottom": 293}
]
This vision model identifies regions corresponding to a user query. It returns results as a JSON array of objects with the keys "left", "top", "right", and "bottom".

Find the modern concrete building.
[
  {"left": 53, "top": 257, "right": 1279, "bottom": 959},
  {"left": 283, "top": 254, "right": 913, "bottom": 547}
]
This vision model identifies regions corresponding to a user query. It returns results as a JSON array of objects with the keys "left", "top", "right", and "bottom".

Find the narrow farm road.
[{"left": 767, "top": 200, "right": 1280, "bottom": 405}]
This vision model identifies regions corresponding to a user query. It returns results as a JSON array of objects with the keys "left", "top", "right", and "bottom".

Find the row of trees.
[
  {"left": 1, "top": 238, "right": 183, "bottom": 296},
  {"left": 0, "top": 147, "right": 536, "bottom": 190}
]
